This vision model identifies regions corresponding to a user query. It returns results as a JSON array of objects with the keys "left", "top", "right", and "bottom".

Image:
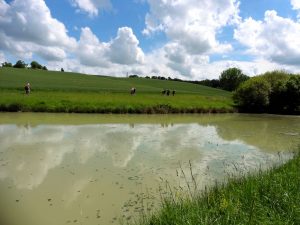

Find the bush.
[
  {"left": 233, "top": 77, "right": 271, "bottom": 112},
  {"left": 234, "top": 71, "right": 300, "bottom": 114},
  {"left": 284, "top": 75, "right": 300, "bottom": 113}
]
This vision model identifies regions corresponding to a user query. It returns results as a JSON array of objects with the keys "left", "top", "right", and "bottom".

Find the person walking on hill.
[
  {"left": 166, "top": 89, "right": 170, "bottom": 96},
  {"left": 130, "top": 87, "right": 136, "bottom": 95},
  {"left": 24, "top": 82, "right": 31, "bottom": 95}
]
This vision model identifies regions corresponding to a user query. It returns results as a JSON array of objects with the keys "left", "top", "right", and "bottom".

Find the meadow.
[
  {"left": 0, "top": 68, "right": 234, "bottom": 113},
  {"left": 134, "top": 152, "right": 300, "bottom": 225}
]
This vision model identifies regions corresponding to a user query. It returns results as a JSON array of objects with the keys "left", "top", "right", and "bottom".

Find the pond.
[{"left": 0, "top": 113, "right": 299, "bottom": 225}]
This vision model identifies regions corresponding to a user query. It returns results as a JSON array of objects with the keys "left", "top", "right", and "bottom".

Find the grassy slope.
[
  {"left": 136, "top": 153, "right": 300, "bottom": 225},
  {"left": 0, "top": 68, "right": 234, "bottom": 113}
]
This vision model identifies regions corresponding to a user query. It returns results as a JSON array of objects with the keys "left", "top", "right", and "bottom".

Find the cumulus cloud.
[
  {"left": 70, "top": 0, "right": 112, "bottom": 17},
  {"left": 291, "top": 0, "right": 300, "bottom": 10},
  {"left": 234, "top": 10, "right": 300, "bottom": 66},
  {"left": 0, "top": 0, "right": 76, "bottom": 61},
  {"left": 108, "top": 27, "right": 145, "bottom": 64},
  {"left": 291, "top": 0, "right": 300, "bottom": 20},
  {"left": 143, "top": 0, "right": 239, "bottom": 55},
  {"left": 76, "top": 26, "right": 144, "bottom": 67},
  {"left": 77, "top": 27, "right": 109, "bottom": 67}
]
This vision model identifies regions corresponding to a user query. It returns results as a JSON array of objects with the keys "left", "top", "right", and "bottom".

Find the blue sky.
[{"left": 1, "top": 0, "right": 300, "bottom": 79}]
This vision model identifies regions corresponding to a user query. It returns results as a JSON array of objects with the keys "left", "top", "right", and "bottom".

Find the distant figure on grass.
[
  {"left": 166, "top": 89, "right": 170, "bottom": 96},
  {"left": 130, "top": 87, "right": 136, "bottom": 95},
  {"left": 24, "top": 82, "right": 31, "bottom": 95},
  {"left": 162, "top": 89, "right": 175, "bottom": 96}
]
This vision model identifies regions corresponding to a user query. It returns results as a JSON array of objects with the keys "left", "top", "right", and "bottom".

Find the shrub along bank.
[{"left": 233, "top": 71, "right": 300, "bottom": 114}]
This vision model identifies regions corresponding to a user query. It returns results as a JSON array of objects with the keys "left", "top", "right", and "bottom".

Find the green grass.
[
  {"left": 134, "top": 152, "right": 300, "bottom": 225},
  {"left": 0, "top": 68, "right": 234, "bottom": 113}
]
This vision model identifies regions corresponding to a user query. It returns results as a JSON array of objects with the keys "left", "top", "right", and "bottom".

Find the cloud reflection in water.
[{"left": 0, "top": 123, "right": 290, "bottom": 190}]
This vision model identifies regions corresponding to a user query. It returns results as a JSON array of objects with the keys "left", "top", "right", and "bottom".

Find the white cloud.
[
  {"left": 0, "top": 0, "right": 76, "bottom": 61},
  {"left": 0, "top": 51, "right": 6, "bottom": 63},
  {"left": 108, "top": 27, "right": 145, "bottom": 65},
  {"left": 234, "top": 10, "right": 300, "bottom": 66},
  {"left": 143, "top": 0, "right": 240, "bottom": 55},
  {"left": 291, "top": 0, "right": 300, "bottom": 20},
  {"left": 71, "top": 0, "right": 112, "bottom": 17},
  {"left": 35, "top": 47, "right": 67, "bottom": 61},
  {"left": 77, "top": 27, "right": 109, "bottom": 67},
  {"left": 291, "top": 0, "right": 300, "bottom": 10},
  {"left": 76, "top": 26, "right": 144, "bottom": 67}
]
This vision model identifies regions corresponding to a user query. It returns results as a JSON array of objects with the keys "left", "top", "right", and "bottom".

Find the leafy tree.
[
  {"left": 219, "top": 68, "right": 249, "bottom": 91},
  {"left": 1, "top": 62, "right": 12, "bottom": 67},
  {"left": 13, "top": 60, "right": 27, "bottom": 68},
  {"left": 264, "top": 71, "right": 290, "bottom": 113},
  {"left": 284, "top": 75, "right": 300, "bottom": 113},
  {"left": 30, "top": 61, "right": 42, "bottom": 69},
  {"left": 233, "top": 77, "right": 271, "bottom": 112},
  {"left": 234, "top": 70, "right": 299, "bottom": 114},
  {"left": 42, "top": 66, "right": 48, "bottom": 70},
  {"left": 269, "top": 79, "right": 287, "bottom": 113},
  {"left": 262, "top": 70, "right": 290, "bottom": 88},
  {"left": 61, "top": 68, "right": 64, "bottom": 72},
  {"left": 129, "top": 74, "right": 139, "bottom": 78}
]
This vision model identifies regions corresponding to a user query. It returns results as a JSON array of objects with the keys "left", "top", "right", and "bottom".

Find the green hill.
[
  {"left": 0, "top": 67, "right": 230, "bottom": 95},
  {"left": 0, "top": 68, "right": 234, "bottom": 113}
]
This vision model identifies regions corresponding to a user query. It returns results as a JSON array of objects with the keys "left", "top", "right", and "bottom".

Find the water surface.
[{"left": 0, "top": 113, "right": 299, "bottom": 225}]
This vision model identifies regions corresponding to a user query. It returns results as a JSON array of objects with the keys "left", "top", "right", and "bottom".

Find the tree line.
[{"left": 2, "top": 60, "right": 48, "bottom": 70}]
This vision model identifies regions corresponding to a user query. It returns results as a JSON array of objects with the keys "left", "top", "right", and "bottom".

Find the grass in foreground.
[
  {"left": 0, "top": 68, "right": 234, "bottom": 113},
  {"left": 135, "top": 152, "right": 300, "bottom": 225}
]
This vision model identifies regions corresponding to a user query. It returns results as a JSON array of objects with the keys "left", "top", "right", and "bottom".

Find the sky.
[{"left": 1, "top": 0, "right": 300, "bottom": 80}]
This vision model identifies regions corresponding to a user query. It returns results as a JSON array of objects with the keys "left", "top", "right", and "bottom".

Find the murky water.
[{"left": 0, "top": 113, "right": 299, "bottom": 225}]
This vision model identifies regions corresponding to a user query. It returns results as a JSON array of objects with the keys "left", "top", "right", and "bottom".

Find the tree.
[
  {"left": 129, "top": 74, "right": 139, "bottom": 78},
  {"left": 284, "top": 75, "right": 300, "bottom": 113},
  {"left": 61, "top": 68, "right": 64, "bottom": 72},
  {"left": 1, "top": 62, "right": 12, "bottom": 67},
  {"left": 233, "top": 70, "right": 299, "bottom": 114},
  {"left": 13, "top": 60, "right": 27, "bottom": 68},
  {"left": 30, "top": 61, "right": 42, "bottom": 69},
  {"left": 233, "top": 77, "right": 271, "bottom": 112},
  {"left": 219, "top": 68, "right": 249, "bottom": 91},
  {"left": 264, "top": 71, "right": 290, "bottom": 113},
  {"left": 42, "top": 66, "right": 48, "bottom": 70}
]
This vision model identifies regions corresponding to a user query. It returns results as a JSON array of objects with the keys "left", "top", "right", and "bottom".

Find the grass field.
[
  {"left": 0, "top": 68, "right": 234, "bottom": 113},
  {"left": 134, "top": 152, "right": 300, "bottom": 225}
]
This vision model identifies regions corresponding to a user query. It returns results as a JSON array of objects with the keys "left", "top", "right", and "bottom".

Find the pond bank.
[{"left": 135, "top": 151, "right": 300, "bottom": 225}]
